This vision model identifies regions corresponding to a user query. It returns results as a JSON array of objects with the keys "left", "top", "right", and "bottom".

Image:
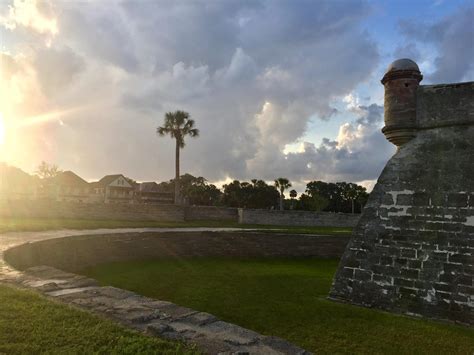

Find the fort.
[{"left": 330, "top": 59, "right": 473, "bottom": 325}]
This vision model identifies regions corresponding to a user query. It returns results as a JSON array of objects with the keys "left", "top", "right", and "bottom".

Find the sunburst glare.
[{"left": 0, "top": 113, "right": 5, "bottom": 145}]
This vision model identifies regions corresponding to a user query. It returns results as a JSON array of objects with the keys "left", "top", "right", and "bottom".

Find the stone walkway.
[{"left": 0, "top": 228, "right": 310, "bottom": 354}]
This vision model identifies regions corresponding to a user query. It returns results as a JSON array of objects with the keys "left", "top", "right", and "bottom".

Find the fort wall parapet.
[{"left": 330, "top": 59, "right": 473, "bottom": 326}]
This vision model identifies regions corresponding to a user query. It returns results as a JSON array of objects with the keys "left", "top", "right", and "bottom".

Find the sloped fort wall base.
[{"left": 330, "top": 73, "right": 473, "bottom": 325}]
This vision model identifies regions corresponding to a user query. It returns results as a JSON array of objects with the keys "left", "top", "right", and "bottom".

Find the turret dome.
[{"left": 386, "top": 58, "right": 419, "bottom": 73}]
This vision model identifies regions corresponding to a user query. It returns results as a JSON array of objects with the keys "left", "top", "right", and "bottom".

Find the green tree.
[
  {"left": 344, "top": 183, "right": 368, "bottom": 214},
  {"left": 274, "top": 177, "right": 291, "bottom": 211},
  {"left": 298, "top": 193, "right": 329, "bottom": 212},
  {"left": 158, "top": 174, "right": 222, "bottom": 206},
  {"left": 305, "top": 180, "right": 369, "bottom": 213},
  {"left": 288, "top": 189, "right": 298, "bottom": 210},
  {"left": 35, "top": 161, "right": 62, "bottom": 179},
  {"left": 289, "top": 189, "right": 297, "bottom": 199},
  {"left": 222, "top": 179, "right": 279, "bottom": 209},
  {"left": 157, "top": 111, "right": 199, "bottom": 205}
]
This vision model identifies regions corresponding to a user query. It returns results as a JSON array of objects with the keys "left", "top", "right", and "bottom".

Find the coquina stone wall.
[
  {"left": 184, "top": 206, "right": 238, "bottom": 221},
  {"left": 330, "top": 60, "right": 473, "bottom": 325},
  {"left": 0, "top": 199, "right": 361, "bottom": 226},
  {"left": 4, "top": 231, "right": 350, "bottom": 272},
  {"left": 239, "top": 209, "right": 360, "bottom": 228},
  {"left": 0, "top": 200, "right": 185, "bottom": 221}
]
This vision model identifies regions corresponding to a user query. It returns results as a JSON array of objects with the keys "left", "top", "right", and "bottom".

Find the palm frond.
[{"left": 158, "top": 110, "right": 198, "bottom": 146}]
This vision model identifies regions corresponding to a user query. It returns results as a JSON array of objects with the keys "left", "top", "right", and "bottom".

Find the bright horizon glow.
[{"left": 0, "top": 113, "right": 5, "bottom": 145}]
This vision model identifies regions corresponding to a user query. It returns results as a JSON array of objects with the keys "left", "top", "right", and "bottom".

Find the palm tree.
[
  {"left": 274, "top": 177, "right": 291, "bottom": 211},
  {"left": 157, "top": 110, "right": 199, "bottom": 205}
]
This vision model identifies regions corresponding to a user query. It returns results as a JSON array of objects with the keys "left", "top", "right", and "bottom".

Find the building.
[
  {"left": 90, "top": 174, "right": 134, "bottom": 204},
  {"left": 0, "top": 163, "right": 39, "bottom": 200},
  {"left": 45, "top": 171, "right": 91, "bottom": 202}
]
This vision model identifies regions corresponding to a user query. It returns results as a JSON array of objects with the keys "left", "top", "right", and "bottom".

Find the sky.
[{"left": 0, "top": 0, "right": 473, "bottom": 192}]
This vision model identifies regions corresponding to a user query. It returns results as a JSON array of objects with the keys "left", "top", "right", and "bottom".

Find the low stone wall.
[
  {"left": 238, "top": 209, "right": 360, "bottom": 227},
  {"left": 185, "top": 206, "right": 238, "bottom": 221},
  {"left": 4, "top": 232, "right": 350, "bottom": 272},
  {"left": 0, "top": 200, "right": 184, "bottom": 221},
  {"left": 0, "top": 199, "right": 359, "bottom": 226}
]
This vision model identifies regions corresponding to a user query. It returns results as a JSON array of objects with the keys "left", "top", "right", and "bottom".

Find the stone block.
[
  {"left": 396, "top": 194, "right": 413, "bottom": 205},
  {"left": 394, "top": 278, "right": 414, "bottom": 287},
  {"left": 447, "top": 193, "right": 468, "bottom": 207},
  {"left": 407, "top": 260, "right": 422, "bottom": 269},
  {"left": 400, "top": 249, "right": 417, "bottom": 258},
  {"left": 412, "top": 193, "right": 430, "bottom": 206},
  {"left": 400, "top": 268, "right": 419, "bottom": 280},
  {"left": 448, "top": 254, "right": 472, "bottom": 265},
  {"left": 382, "top": 194, "right": 394, "bottom": 205},
  {"left": 354, "top": 269, "right": 372, "bottom": 282}
]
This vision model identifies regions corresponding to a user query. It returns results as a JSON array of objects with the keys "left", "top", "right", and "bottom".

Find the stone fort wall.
[
  {"left": 184, "top": 205, "right": 238, "bottom": 221},
  {"left": 4, "top": 232, "right": 351, "bottom": 272},
  {"left": 330, "top": 60, "right": 473, "bottom": 325},
  {"left": 0, "top": 200, "right": 185, "bottom": 221},
  {"left": 239, "top": 209, "right": 360, "bottom": 227},
  {"left": 0, "top": 199, "right": 359, "bottom": 227}
]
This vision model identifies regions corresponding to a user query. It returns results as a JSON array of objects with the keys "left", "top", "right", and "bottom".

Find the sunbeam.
[{"left": 15, "top": 105, "right": 92, "bottom": 128}]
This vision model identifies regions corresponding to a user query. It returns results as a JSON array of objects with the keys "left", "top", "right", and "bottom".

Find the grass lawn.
[
  {"left": 84, "top": 258, "right": 474, "bottom": 354},
  {"left": 0, "top": 284, "right": 199, "bottom": 354},
  {"left": 0, "top": 217, "right": 352, "bottom": 235}
]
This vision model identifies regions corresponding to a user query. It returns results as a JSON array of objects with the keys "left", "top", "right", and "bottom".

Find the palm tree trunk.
[
  {"left": 175, "top": 139, "right": 180, "bottom": 205},
  {"left": 279, "top": 193, "right": 283, "bottom": 211},
  {"left": 351, "top": 199, "right": 354, "bottom": 214}
]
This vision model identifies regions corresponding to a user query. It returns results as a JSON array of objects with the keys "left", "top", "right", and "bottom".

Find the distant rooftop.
[{"left": 51, "top": 171, "right": 88, "bottom": 187}]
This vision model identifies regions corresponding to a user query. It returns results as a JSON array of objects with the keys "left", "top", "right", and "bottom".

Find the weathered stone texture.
[
  {"left": 4, "top": 231, "right": 350, "bottom": 272},
  {"left": 417, "top": 82, "right": 474, "bottom": 128},
  {"left": 0, "top": 200, "right": 185, "bottom": 221},
  {"left": 2, "top": 266, "right": 309, "bottom": 354},
  {"left": 238, "top": 209, "right": 360, "bottom": 227},
  {"left": 0, "top": 200, "right": 358, "bottom": 227},
  {"left": 330, "top": 123, "right": 474, "bottom": 325},
  {"left": 184, "top": 206, "right": 238, "bottom": 221}
]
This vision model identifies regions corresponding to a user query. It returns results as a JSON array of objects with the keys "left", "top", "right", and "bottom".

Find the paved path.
[{"left": 0, "top": 228, "right": 310, "bottom": 355}]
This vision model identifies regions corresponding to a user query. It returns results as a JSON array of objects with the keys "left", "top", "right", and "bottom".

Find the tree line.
[
  {"left": 158, "top": 174, "right": 369, "bottom": 214},
  {"left": 156, "top": 110, "right": 369, "bottom": 213},
  {"left": 34, "top": 110, "right": 370, "bottom": 214}
]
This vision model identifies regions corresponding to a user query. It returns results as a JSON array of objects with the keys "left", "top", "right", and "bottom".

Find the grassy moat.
[
  {"left": 84, "top": 258, "right": 474, "bottom": 354},
  {"left": 1, "top": 219, "right": 472, "bottom": 353}
]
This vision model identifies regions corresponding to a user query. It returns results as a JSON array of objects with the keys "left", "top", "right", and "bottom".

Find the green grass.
[
  {"left": 0, "top": 284, "right": 199, "bottom": 354},
  {"left": 0, "top": 217, "right": 352, "bottom": 235},
  {"left": 84, "top": 258, "right": 474, "bottom": 354}
]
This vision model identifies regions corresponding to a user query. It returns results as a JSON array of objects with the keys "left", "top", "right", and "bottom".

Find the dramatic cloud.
[
  {"left": 398, "top": 5, "right": 474, "bottom": 83},
  {"left": 0, "top": 0, "right": 470, "bottom": 191},
  {"left": 250, "top": 103, "right": 394, "bottom": 184}
]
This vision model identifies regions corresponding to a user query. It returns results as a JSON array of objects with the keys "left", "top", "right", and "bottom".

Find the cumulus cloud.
[
  {"left": 249, "top": 103, "right": 394, "bottom": 184},
  {"left": 10, "top": 0, "right": 471, "bottom": 189},
  {"left": 0, "top": 0, "right": 58, "bottom": 35},
  {"left": 33, "top": 46, "right": 85, "bottom": 97},
  {"left": 398, "top": 5, "right": 474, "bottom": 83}
]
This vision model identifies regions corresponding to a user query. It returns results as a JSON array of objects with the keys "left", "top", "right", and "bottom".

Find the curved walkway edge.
[{"left": 0, "top": 228, "right": 311, "bottom": 355}]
